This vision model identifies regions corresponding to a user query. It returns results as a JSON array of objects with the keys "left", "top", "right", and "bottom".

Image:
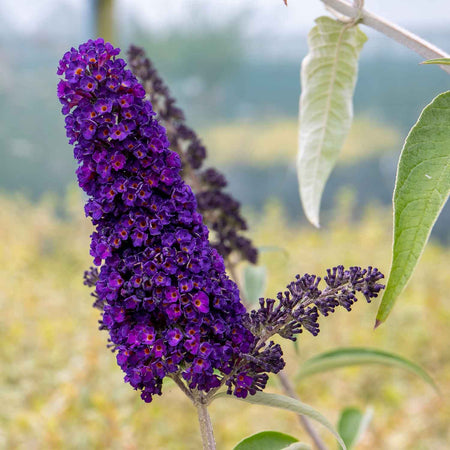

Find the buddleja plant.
[{"left": 56, "top": 0, "right": 446, "bottom": 444}]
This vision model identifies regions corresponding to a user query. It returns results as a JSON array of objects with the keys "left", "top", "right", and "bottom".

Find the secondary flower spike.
[
  {"left": 57, "top": 39, "right": 282, "bottom": 402},
  {"left": 127, "top": 45, "right": 258, "bottom": 265}
]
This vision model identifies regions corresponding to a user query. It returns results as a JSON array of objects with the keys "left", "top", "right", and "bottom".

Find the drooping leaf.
[
  {"left": 217, "top": 391, "right": 346, "bottom": 449},
  {"left": 243, "top": 265, "right": 267, "bottom": 305},
  {"left": 298, "top": 16, "right": 367, "bottom": 227},
  {"left": 376, "top": 91, "right": 450, "bottom": 324},
  {"left": 337, "top": 406, "right": 373, "bottom": 450},
  {"left": 233, "top": 431, "right": 298, "bottom": 450},
  {"left": 296, "top": 347, "right": 437, "bottom": 391},
  {"left": 421, "top": 58, "right": 450, "bottom": 65}
]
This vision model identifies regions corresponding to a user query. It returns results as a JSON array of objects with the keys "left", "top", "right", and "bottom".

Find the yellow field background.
[
  {"left": 201, "top": 118, "right": 400, "bottom": 167},
  {"left": 1, "top": 187, "right": 449, "bottom": 450}
]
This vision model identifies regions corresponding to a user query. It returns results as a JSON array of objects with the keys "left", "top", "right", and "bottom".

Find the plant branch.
[
  {"left": 170, "top": 373, "right": 193, "bottom": 401},
  {"left": 320, "top": 0, "right": 450, "bottom": 74},
  {"left": 277, "top": 371, "right": 328, "bottom": 450},
  {"left": 196, "top": 401, "right": 216, "bottom": 450}
]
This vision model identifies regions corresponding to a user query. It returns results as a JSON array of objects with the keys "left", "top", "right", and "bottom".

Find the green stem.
[
  {"left": 277, "top": 371, "right": 328, "bottom": 450},
  {"left": 196, "top": 401, "right": 216, "bottom": 450}
]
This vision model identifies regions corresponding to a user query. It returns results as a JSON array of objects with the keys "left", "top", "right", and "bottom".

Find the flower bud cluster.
[
  {"left": 127, "top": 45, "right": 258, "bottom": 265},
  {"left": 58, "top": 39, "right": 278, "bottom": 402},
  {"left": 247, "top": 266, "right": 385, "bottom": 340}
]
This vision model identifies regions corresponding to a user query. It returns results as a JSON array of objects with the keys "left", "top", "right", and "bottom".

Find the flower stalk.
[
  {"left": 196, "top": 400, "right": 216, "bottom": 450},
  {"left": 277, "top": 371, "right": 327, "bottom": 450}
]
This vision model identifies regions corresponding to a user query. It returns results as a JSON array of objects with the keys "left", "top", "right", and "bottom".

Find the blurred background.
[{"left": 0, "top": 0, "right": 449, "bottom": 448}]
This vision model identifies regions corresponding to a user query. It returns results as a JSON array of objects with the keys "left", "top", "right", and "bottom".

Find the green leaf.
[
  {"left": 298, "top": 16, "right": 367, "bottom": 227},
  {"left": 233, "top": 431, "right": 298, "bottom": 450},
  {"left": 296, "top": 347, "right": 437, "bottom": 391},
  {"left": 376, "top": 91, "right": 450, "bottom": 324},
  {"left": 421, "top": 58, "right": 450, "bottom": 66},
  {"left": 337, "top": 406, "right": 373, "bottom": 450},
  {"left": 218, "top": 391, "right": 347, "bottom": 449},
  {"left": 243, "top": 265, "right": 267, "bottom": 305}
]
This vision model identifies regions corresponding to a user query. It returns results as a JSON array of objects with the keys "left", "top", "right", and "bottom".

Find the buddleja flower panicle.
[
  {"left": 127, "top": 45, "right": 258, "bottom": 265},
  {"left": 247, "top": 265, "right": 385, "bottom": 341},
  {"left": 58, "top": 38, "right": 278, "bottom": 402}
]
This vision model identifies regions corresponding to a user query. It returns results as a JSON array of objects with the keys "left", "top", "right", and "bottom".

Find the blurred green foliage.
[
  {"left": 1, "top": 191, "right": 449, "bottom": 449},
  {"left": 134, "top": 22, "right": 244, "bottom": 90}
]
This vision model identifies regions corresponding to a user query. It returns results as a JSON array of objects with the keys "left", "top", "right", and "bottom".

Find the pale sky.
[
  {"left": 120, "top": 0, "right": 450, "bottom": 35},
  {"left": 1, "top": 0, "right": 449, "bottom": 37}
]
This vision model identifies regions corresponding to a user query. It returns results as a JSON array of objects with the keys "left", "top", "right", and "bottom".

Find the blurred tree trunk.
[{"left": 94, "top": 0, "right": 115, "bottom": 44}]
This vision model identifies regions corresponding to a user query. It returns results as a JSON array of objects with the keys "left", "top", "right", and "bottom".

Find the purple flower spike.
[{"left": 57, "top": 39, "right": 281, "bottom": 403}]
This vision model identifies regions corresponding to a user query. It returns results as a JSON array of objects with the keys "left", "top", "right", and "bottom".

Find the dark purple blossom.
[
  {"left": 59, "top": 39, "right": 280, "bottom": 403},
  {"left": 127, "top": 45, "right": 258, "bottom": 265},
  {"left": 247, "top": 265, "right": 385, "bottom": 341}
]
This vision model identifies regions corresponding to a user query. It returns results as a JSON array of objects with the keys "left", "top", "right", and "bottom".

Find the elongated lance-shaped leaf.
[
  {"left": 376, "top": 91, "right": 450, "bottom": 324},
  {"left": 298, "top": 16, "right": 367, "bottom": 227},
  {"left": 296, "top": 347, "right": 437, "bottom": 391},
  {"left": 216, "top": 391, "right": 347, "bottom": 449},
  {"left": 233, "top": 430, "right": 299, "bottom": 450},
  {"left": 421, "top": 58, "right": 450, "bottom": 65},
  {"left": 337, "top": 406, "right": 373, "bottom": 450}
]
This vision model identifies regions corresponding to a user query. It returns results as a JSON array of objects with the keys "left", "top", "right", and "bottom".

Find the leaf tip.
[
  {"left": 431, "top": 381, "right": 442, "bottom": 396},
  {"left": 306, "top": 213, "right": 320, "bottom": 229},
  {"left": 373, "top": 319, "right": 383, "bottom": 330},
  {"left": 420, "top": 58, "right": 450, "bottom": 66}
]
